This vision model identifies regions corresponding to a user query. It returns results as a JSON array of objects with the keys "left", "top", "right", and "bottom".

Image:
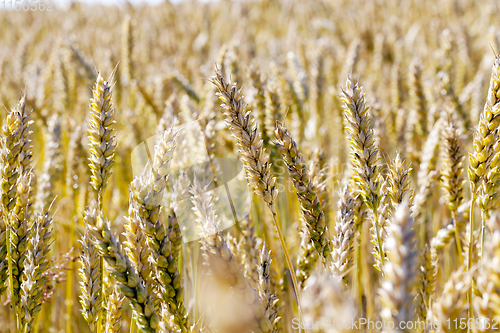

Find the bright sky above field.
[{"left": 52, "top": 0, "right": 181, "bottom": 7}]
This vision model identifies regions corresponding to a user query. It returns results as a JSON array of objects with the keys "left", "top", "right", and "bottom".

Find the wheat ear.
[
  {"left": 20, "top": 213, "right": 52, "bottom": 332},
  {"left": 210, "top": 67, "right": 302, "bottom": 312},
  {"left": 440, "top": 105, "right": 466, "bottom": 264},
  {"left": 378, "top": 201, "right": 417, "bottom": 332},
  {"left": 105, "top": 287, "right": 125, "bottom": 333},
  {"left": 409, "top": 59, "right": 428, "bottom": 139},
  {"left": 131, "top": 128, "right": 189, "bottom": 332},
  {"left": 296, "top": 226, "right": 318, "bottom": 290},
  {"left": 8, "top": 171, "right": 31, "bottom": 315},
  {"left": 417, "top": 246, "right": 433, "bottom": 324},
  {"left": 239, "top": 215, "right": 261, "bottom": 288},
  {"left": 331, "top": 185, "right": 356, "bottom": 285},
  {"left": 79, "top": 229, "right": 102, "bottom": 333},
  {"left": 467, "top": 55, "right": 500, "bottom": 317},
  {"left": 341, "top": 76, "right": 385, "bottom": 266},
  {"left": 124, "top": 194, "right": 152, "bottom": 286},
  {"left": 388, "top": 153, "right": 413, "bottom": 208},
  {"left": 412, "top": 118, "right": 442, "bottom": 242},
  {"left": 469, "top": 55, "right": 500, "bottom": 260},
  {"left": 274, "top": 121, "right": 331, "bottom": 262},
  {"left": 430, "top": 223, "right": 455, "bottom": 296},
  {"left": 83, "top": 207, "right": 159, "bottom": 332},
  {"left": 88, "top": 72, "right": 117, "bottom": 209},
  {"left": 432, "top": 268, "right": 470, "bottom": 333},
  {"left": 258, "top": 245, "right": 280, "bottom": 333},
  {"left": 1, "top": 96, "right": 32, "bottom": 318},
  {"left": 371, "top": 180, "right": 390, "bottom": 272}
]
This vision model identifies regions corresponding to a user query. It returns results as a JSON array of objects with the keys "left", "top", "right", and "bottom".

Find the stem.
[
  {"left": 267, "top": 203, "right": 304, "bottom": 323},
  {"left": 374, "top": 212, "right": 385, "bottom": 266},
  {"left": 361, "top": 220, "right": 374, "bottom": 322},
  {"left": 355, "top": 228, "right": 364, "bottom": 318},
  {"left": 480, "top": 210, "right": 488, "bottom": 268},
  {"left": 98, "top": 189, "right": 104, "bottom": 212},
  {"left": 66, "top": 214, "right": 77, "bottom": 333},
  {"left": 5, "top": 219, "right": 20, "bottom": 332},
  {"left": 468, "top": 193, "right": 476, "bottom": 329},
  {"left": 98, "top": 256, "right": 104, "bottom": 333},
  {"left": 452, "top": 211, "right": 464, "bottom": 266},
  {"left": 33, "top": 311, "right": 40, "bottom": 333},
  {"left": 97, "top": 187, "right": 105, "bottom": 332}
]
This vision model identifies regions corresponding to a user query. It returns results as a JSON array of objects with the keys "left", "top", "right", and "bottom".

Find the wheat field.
[{"left": 1, "top": 0, "right": 500, "bottom": 332}]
